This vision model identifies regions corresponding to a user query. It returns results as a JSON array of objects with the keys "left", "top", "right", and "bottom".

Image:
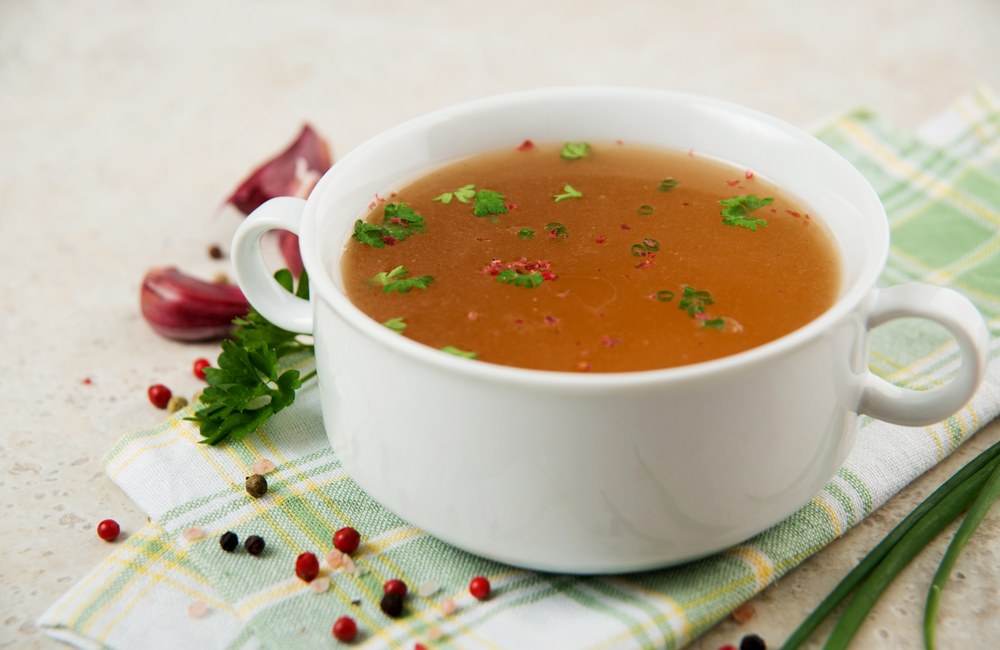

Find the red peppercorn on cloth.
[{"left": 40, "top": 87, "right": 1000, "bottom": 650}]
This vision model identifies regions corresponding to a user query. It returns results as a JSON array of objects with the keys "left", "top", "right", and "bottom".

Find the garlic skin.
[{"left": 141, "top": 267, "right": 249, "bottom": 341}]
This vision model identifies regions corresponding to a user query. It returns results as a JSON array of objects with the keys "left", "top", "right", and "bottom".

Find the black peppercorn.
[
  {"left": 245, "top": 474, "right": 268, "bottom": 498},
  {"left": 380, "top": 592, "right": 404, "bottom": 618},
  {"left": 244, "top": 534, "right": 266, "bottom": 556},
  {"left": 740, "top": 634, "right": 767, "bottom": 650},
  {"left": 220, "top": 531, "right": 238, "bottom": 552}
]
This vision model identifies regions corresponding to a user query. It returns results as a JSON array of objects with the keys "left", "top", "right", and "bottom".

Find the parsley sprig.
[
  {"left": 560, "top": 142, "right": 591, "bottom": 160},
  {"left": 553, "top": 184, "right": 583, "bottom": 202},
  {"left": 497, "top": 269, "right": 544, "bottom": 288},
  {"left": 353, "top": 203, "right": 426, "bottom": 247},
  {"left": 719, "top": 195, "right": 773, "bottom": 231},
  {"left": 432, "top": 183, "right": 477, "bottom": 204},
  {"left": 372, "top": 266, "right": 435, "bottom": 294},
  {"left": 473, "top": 189, "right": 509, "bottom": 217},
  {"left": 189, "top": 270, "right": 315, "bottom": 445}
]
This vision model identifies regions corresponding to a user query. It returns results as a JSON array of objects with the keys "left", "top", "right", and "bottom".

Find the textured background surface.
[{"left": 2, "top": 1, "right": 998, "bottom": 647}]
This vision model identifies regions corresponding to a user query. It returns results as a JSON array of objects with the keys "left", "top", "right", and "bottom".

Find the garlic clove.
[
  {"left": 141, "top": 266, "right": 249, "bottom": 341},
  {"left": 225, "top": 123, "right": 332, "bottom": 215},
  {"left": 225, "top": 124, "right": 332, "bottom": 274}
]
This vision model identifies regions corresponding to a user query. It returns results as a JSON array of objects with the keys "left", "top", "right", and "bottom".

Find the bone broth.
[{"left": 340, "top": 141, "right": 841, "bottom": 373}]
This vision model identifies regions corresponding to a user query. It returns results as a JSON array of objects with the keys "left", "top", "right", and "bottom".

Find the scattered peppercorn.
[
  {"left": 220, "top": 531, "right": 239, "bottom": 552},
  {"left": 740, "top": 634, "right": 767, "bottom": 650},
  {"left": 469, "top": 575, "right": 491, "bottom": 601},
  {"left": 193, "top": 357, "right": 211, "bottom": 380},
  {"left": 731, "top": 602, "right": 756, "bottom": 624},
  {"left": 167, "top": 395, "right": 189, "bottom": 413},
  {"left": 244, "top": 534, "right": 266, "bottom": 556},
  {"left": 332, "top": 615, "right": 358, "bottom": 642},
  {"left": 295, "top": 552, "right": 320, "bottom": 582},
  {"left": 380, "top": 592, "right": 404, "bottom": 618},
  {"left": 208, "top": 244, "right": 224, "bottom": 260},
  {"left": 333, "top": 526, "right": 361, "bottom": 554},
  {"left": 147, "top": 384, "right": 172, "bottom": 409},
  {"left": 245, "top": 474, "right": 268, "bottom": 498},
  {"left": 96, "top": 519, "right": 120, "bottom": 541},
  {"left": 383, "top": 579, "right": 408, "bottom": 597}
]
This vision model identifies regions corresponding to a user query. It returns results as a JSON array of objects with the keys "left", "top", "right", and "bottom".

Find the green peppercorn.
[
  {"left": 220, "top": 531, "right": 238, "bottom": 552},
  {"left": 167, "top": 395, "right": 189, "bottom": 413},
  {"left": 245, "top": 474, "right": 267, "bottom": 498},
  {"left": 244, "top": 534, "right": 265, "bottom": 556},
  {"left": 380, "top": 591, "right": 404, "bottom": 618}
]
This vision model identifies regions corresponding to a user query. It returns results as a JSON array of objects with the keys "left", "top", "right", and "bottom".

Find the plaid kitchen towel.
[{"left": 40, "top": 87, "right": 1000, "bottom": 649}]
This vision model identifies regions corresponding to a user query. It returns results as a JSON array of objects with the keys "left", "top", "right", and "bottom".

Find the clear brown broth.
[{"left": 340, "top": 141, "right": 841, "bottom": 372}]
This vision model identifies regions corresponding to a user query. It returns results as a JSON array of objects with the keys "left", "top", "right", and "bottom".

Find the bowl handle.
[
  {"left": 859, "top": 283, "right": 990, "bottom": 426},
  {"left": 231, "top": 196, "right": 313, "bottom": 334}
]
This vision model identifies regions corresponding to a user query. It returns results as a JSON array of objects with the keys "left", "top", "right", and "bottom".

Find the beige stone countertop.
[{"left": 2, "top": 1, "right": 998, "bottom": 648}]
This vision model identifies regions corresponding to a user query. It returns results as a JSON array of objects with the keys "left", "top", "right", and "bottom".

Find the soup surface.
[{"left": 340, "top": 141, "right": 841, "bottom": 372}]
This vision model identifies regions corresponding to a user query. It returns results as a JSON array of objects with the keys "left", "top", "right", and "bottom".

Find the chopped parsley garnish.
[
  {"left": 441, "top": 345, "right": 478, "bottom": 359},
  {"left": 546, "top": 222, "right": 569, "bottom": 240},
  {"left": 353, "top": 203, "right": 426, "bottom": 247},
  {"left": 679, "top": 286, "right": 714, "bottom": 317},
  {"left": 517, "top": 228, "right": 535, "bottom": 239},
  {"left": 553, "top": 184, "right": 583, "bottom": 202},
  {"left": 496, "top": 269, "right": 544, "bottom": 288},
  {"left": 701, "top": 317, "right": 726, "bottom": 330},
  {"left": 720, "top": 195, "right": 774, "bottom": 231},
  {"left": 372, "top": 266, "right": 435, "bottom": 294},
  {"left": 637, "top": 204, "right": 654, "bottom": 216},
  {"left": 433, "top": 183, "right": 477, "bottom": 204},
  {"left": 658, "top": 178, "right": 678, "bottom": 192},
  {"left": 560, "top": 142, "right": 591, "bottom": 160},
  {"left": 382, "top": 316, "right": 407, "bottom": 333},
  {"left": 472, "top": 189, "right": 509, "bottom": 217}
]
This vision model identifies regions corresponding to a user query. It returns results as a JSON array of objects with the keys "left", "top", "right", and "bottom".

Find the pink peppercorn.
[
  {"left": 147, "top": 384, "right": 172, "bottom": 409},
  {"left": 193, "top": 358, "right": 211, "bottom": 380},
  {"left": 332, "top": 615, "right": 357, "bottom": 642},
  {"left": 333, "top": 527, "right": 361, "bottom": 554},
  {"left": 469, "top": 575, "right": 491, "bottom": 600},
  {"left": 295, "top": 552, "right": 320, "bottom": 582},
  {"left": 96, "top": 519, "right": 120, "bottom": 541},
  {"left": 383, "top": 579, "right": 408, "bottom": 597}
]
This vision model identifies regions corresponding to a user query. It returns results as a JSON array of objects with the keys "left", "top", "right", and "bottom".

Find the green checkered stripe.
[{"left": 42, "top": 88, "right": 1000, "bottom": 650}]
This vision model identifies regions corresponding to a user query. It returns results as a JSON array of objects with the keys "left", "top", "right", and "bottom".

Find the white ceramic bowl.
[{"left": 233, "top": 88, "right": 989, "bottom": 573}]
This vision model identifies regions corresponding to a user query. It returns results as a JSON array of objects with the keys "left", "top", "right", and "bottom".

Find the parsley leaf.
[
  {"left": 702, "top": 317, "right": 726, "bottom": 330},
  {"left": 720, "top": 195, "right": 774, "bottom": 231},
  {"left": 433, "top": 183, "right": 477, "bottom": 204},
  {"left": 517, "top": 228, "right": 535, "bottom": 239},
  {"left": 546, "top": 222, "right": 569, "bottom": 240},
  {"left": 473, "top": 189, "right": 509, "bottom": 217},
  {"left": 188, "top": 270, "right": 315, "bottom": 446},
  {"left": 496, "top": 269, "right": 544, "bottom": 288},
  {"left": 352, "top": 203, "right": 427, "bottom": 247},
  {"left": 372, "top": 266, "right": 435, "bottom": 294},
  {"left": 382, "top": 316, "right": 407, "bottom": 333},
  {"left": 441, "top": 345, "right": 478, "bottom": 359},
  {"left": 553, "top": 184, "right": 583, "bottom": 202},
  {"left": 560, "top": 142, "right": 591, "bottom": 160}
]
